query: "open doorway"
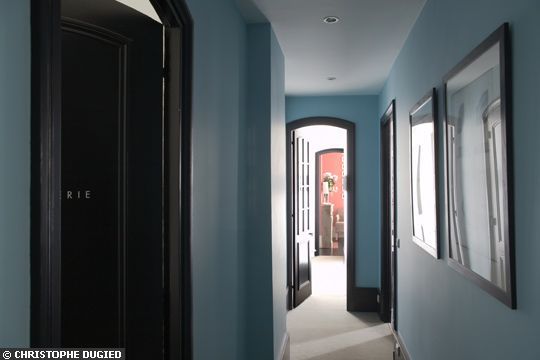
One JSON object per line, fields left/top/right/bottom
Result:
{"left": 315, "top": 148, "right": 345, "bottom": 257}
{"left": 30, "top": 0, "right": 192, "bottom": 358}
{"left": 286, "top": 117, "right": 395, "bottom": 359}
{"left": 286, "top": 117, "right": 355, "bottom": 309}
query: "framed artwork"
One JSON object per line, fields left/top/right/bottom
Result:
{"left": 410, "top": 88, "right": 439, "bottom": 258}
{"left": 443, "top": 23, "right": 515, "bottom": 308}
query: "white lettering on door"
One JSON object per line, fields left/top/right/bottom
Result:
{"left": 65, "top": 190, "right": 92, "bottom": 200}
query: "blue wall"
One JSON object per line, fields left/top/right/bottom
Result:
{"left": 187, "top": 4, "right": 287, "bottom": 358}
{"left": 185, "top": 0, "right": 247, "bottom": 358}
{"left": 244, "top": 24, "right": 274, "bottom": 360}
{"left": 379, "top": 0, "right": 540, "bottom": 359}
{"left": 0, "top": 0, "right": 283, "bottom": 357}
{"left": 0, "top": 0, "right": 30, "bottom": 346}
{"left": 269, "top": 28, "right": 287, "bottom": 359}
{"left": 286, "top": 96, "right": 380, "bottom": 288}
{"left": 244, "top": 23, "right": 287, "bottom": 360}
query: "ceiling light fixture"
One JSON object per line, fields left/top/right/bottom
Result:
{"left": 323, "top": 16, "right": 340, "bottom": 24}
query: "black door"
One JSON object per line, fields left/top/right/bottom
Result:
{"left": 380, "top": 102, "right": 397, "bottom": 330}
{"left": 292, "top": 132, "right": 313, "bottom": 307}
{"left": 60, "top": 0, "right": 164, "bottom": 357}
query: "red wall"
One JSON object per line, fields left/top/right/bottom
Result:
{"left": 320, "top": 152, "right": 344, "bottom": 223}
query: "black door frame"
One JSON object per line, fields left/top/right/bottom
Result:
{"left": 379, "top": 100, "right": 398, "bottom": 330}
{"left": 314, "top": 148, "right": 344, "bottom": 256}
{"left": 30, "top": 1, "right": 193, "bottom": 358}
{"left": 286, "top": 117, "right": 376, "bottom": 312}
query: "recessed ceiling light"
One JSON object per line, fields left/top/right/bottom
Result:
{"left": 323, "top": 16, "right": 340, "bottom": 24}
{"left": 327, "top": 77, "right": 337, "bottom": 81}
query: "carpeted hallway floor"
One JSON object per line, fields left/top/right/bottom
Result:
{"left": 287, "top": 256, "right": 394, "bottom": 360}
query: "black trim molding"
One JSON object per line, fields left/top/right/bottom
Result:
{"left": 379, "top": 100, "right": 398, "bottom": 328}
{"left": 30, "top": 0, "right": 62, "bottom": 345}
{"left": 348, "top": 287, "right": 378, "bottom": 312}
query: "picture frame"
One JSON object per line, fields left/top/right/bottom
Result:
{"left": 409, "top": 88, "right": 440, "bottom": 259}
{"left": 443, "top": 23, "right": 515, "bottom": 308}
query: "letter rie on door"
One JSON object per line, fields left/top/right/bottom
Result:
{"left": 65, "top": 190, "right": 92, "bottom": 200}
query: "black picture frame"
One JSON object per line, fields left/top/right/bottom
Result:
{"left": 443, "top": 23, "right": 515, "bottom": 309}
{"left": 409, "top": 88, "right": 440, "bottom": 259}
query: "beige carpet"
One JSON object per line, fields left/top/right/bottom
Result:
{"left": 288, "top": 256, "right": 394, "bottom": 360}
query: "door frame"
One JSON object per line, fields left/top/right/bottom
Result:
{"left": 379, "top": 100, "right": 398, "bottom": 330}
{"left": 286, "top": 117, "right": 356, "bottom": 310}
{"left": 314, "top": 148, "right": 344, "bottom": 256}
{"left": 30, "top": 0, "right": 193, "bottom": 358}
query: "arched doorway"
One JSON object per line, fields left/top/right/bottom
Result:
{"left": 30, "top": 0, "right": 193, "bottom": 358}
{"left": 286, "top": 117, "right": 357, "bottom": 309}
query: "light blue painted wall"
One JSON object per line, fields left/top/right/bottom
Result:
{"left": 244, "top": 23, "right": 287, "bottom": 360}
{"left": 379, "top": 0, "right": 540, "bottom": 359}
{"left": 185, "top": 0, "right": 247, "bottom": 358}
{"left": 244, "top": 23, "right": 274, "bottom": 360}
{"left": 269, "top": 28, "right": 287, "bottom": 359}
{"left": 0, "top": 0, "right": 277, "bottom": 356}
{"left": 286, "top": 96, "right": 381, "bottom": 288}
{"left": 0, "top": 0, "right": 31, "bottom": 346}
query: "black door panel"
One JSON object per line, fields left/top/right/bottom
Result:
{"left": 60, "top": 0, "right": 163, "bottom": 357}
{"left": 61, "top": 24, "right": 125, "bottom": 347}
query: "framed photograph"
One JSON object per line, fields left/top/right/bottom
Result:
{"left": 443, "top": 23, "right": 515, "bottom": 308}
{"left": 410, "top": 88, "right": 439, "bottom": 258}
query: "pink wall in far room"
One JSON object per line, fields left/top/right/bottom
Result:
{"left": 320, "top": 152, "right": 344, "bottom": 223}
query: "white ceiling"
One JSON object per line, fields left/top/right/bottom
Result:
{"left": 114, "top": 0, "right": 161, "bottom": 22}
{"left": 237, "top": 0, "right": 426, "bottom": 96}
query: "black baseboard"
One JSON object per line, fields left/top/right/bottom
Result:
{"left": 393, "top": 330, "right": 411, "bottom": 360}
{"left": 279, "top": 333, "right": 290, "bottom": 360}
{"left": 379, "top": 286, "right": 390, "bottom": 322}
{"left": 319, "top": 248, "right": 344, "bottom": 256}
{"left": 347, "top": 287, "right": 378, "bottom": 312}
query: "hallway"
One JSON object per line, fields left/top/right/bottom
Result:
{"left": 2, "top": 0, "right": 539, "bottom": 359}
{"left": 288, "top": 257, "right": 394, "bottom": 360}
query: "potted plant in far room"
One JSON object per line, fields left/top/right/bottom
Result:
{"left": 322, "top": 172, "right": 338, "bottom": 202}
